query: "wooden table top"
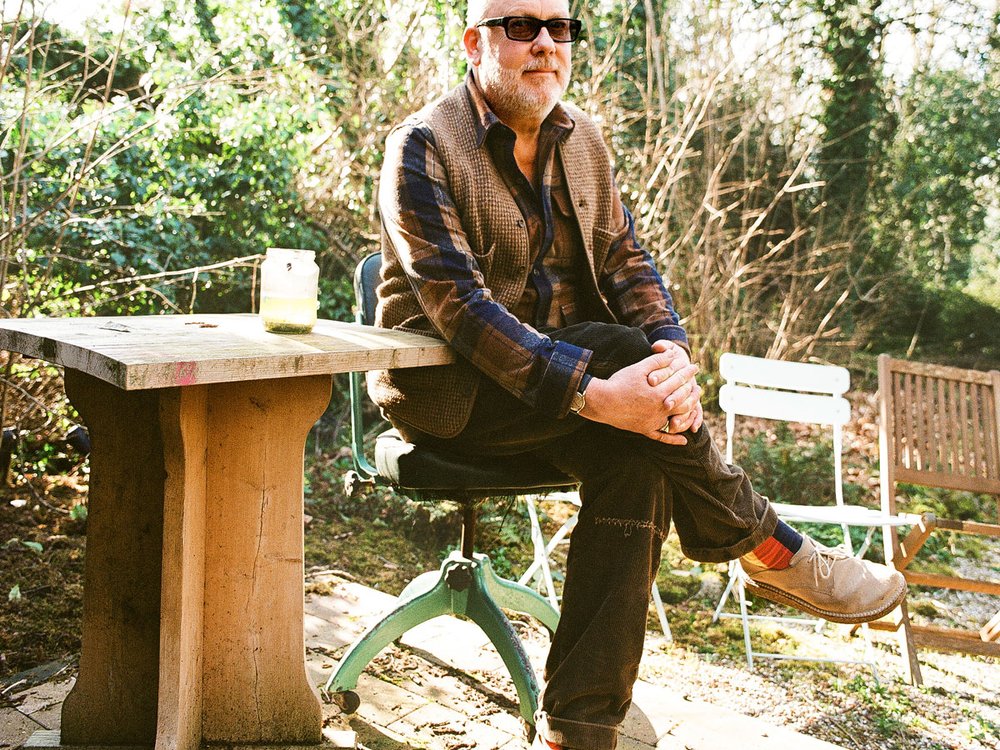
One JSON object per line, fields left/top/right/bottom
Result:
{"left": 0, "top": 314, "right": 454, "bottom": 390}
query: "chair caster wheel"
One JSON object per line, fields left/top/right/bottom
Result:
{"left": 333, "top": 690, "right": 361, "bottom": 714}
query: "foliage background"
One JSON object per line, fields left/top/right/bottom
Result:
{"left": 2, "top": 7, "right": 999, "bottom": 746}
{"left": 1, "top": 0, "right": 999, "bottom": 432}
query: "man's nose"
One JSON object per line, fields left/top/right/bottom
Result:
{"left": 532, "top": 26, "right": 557, "bottom": 52}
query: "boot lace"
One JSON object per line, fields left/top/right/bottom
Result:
{"left": 812, "top": 543, "right": 852, "bottom": 585}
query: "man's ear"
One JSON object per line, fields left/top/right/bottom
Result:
{"left": 462, "top": 27, "right": 482, "bottom": 65}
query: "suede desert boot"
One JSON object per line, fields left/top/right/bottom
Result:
{"left": 740, "top": 535, "right": 907, "bottom": 624}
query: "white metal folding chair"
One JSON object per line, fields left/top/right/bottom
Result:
{"left": 710, "top": 353, "right": 920, "bottom": 673}
{"left": 520, "top": 491, "right": 673, "bottom": 641}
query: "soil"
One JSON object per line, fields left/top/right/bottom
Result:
{"left": 1, "top": 397, "right": 997, "bottom": 750}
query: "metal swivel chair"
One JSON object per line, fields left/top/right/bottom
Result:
{"left": 323, "top": 252, "right": 574, "bottom": 727}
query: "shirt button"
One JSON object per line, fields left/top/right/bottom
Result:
{"left": 516, "top": 219, "right": 526, "bottom": 228}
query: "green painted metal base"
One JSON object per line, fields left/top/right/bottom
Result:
{"left": 323, "top": 550, "right": 560, "bottom": 726}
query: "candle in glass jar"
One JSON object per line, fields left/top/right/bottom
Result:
{"left": 259, "top": 248, "right": 319, "bottom": 334}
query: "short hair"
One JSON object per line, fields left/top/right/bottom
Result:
{"left": 465, "top": 0, "right": 489, "bottom": 28}
{"left": 466, "top": 0, "right": 489, "bottom": 28}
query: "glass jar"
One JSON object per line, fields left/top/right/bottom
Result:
{"left": 259, "top": 248, "right": 319, "bottom": 333}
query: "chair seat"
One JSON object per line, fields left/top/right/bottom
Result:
{"left": 375, "top": 429, "right": 575, "bottom": 495}
{"left": 770, "top": 502, "right": 925, "bottom": 527}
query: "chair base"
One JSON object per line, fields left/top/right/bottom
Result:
{"left": 323, "top": 550, "right": 560, "bottom": 726}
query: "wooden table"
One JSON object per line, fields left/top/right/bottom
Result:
{"left": 0, "top": 314, "right": 453, "bottom": 750}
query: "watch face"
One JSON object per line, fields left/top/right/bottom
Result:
{"left": 571, "top": 390, "right": 585, "bottom": 414}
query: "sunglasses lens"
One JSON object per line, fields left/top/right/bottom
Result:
{"left": 506, "top": 17, "right": 542, "bottom": 41}
{"left": 547, "top": 19, "right": 573, "bottom": 41}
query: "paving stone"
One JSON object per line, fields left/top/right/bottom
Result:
{"left": 304, "top": 577, "right": 845, "bottom": 750}
{"left": 347, "top": 716, "right": 414, "bottom": 750}
{"left": 641, "top": 688, "right": 843, "bottom": 750}
{"left": 320, "top": 727, "right": 357, "bottom": 748}
{"left": 386, "top": 701, "right": 514, "bottom": 750}
{"left": 10, "top": 680, "right": 73, "bottom": 721}
{"left": 475, "top": 704, "right": 527, "bottom": 739}
{"left": 348, "top": 672, "right": 428, "bottom": 730}
{"left": 0, "top": 708, "right": 43, "bottom": 748}
{"left": 305, "top": 611, "right": 358, "bottom": 653}
{"left": 24, "top": 705, "right": 59, "bottom": 733}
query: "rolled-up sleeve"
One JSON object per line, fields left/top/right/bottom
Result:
{"left": 379, "top": 121, "right": 591, "bottom": 417}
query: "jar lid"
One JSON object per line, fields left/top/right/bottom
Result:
{"left": 266, "top": 247, "right": 315, "bottom": 259}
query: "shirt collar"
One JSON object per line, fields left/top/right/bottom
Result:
{"left": 464, "top": 70, "right": 575, "bottom": 148}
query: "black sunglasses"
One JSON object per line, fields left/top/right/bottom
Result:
{"left": 476, "top": 16, "right": 582, "bottom": 43}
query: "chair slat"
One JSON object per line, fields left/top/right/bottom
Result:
{"left": 958, "top": 380, "right": 970, "bottom": 478}
{"left": 984, "top": 384, "right": 999, "bottom": 481}
{"left": 914, "top": 374, "right": 927, "bottom": 471}
{"left": 902, "top": 372, "right": 914, "bottom": 470}
{"left": 936, "top": 377, "right": 947, "bottom": 473}
{"left": 972, "top": 382, "right": 984, "bottom": 479}
{"left": 900, "top": 371, "right": 910, "bottom": 466}
{"left": 894, "top": 466, "right": 1000, "bottom": 495}
{"left": 718, "top": 384, "right": 850, "bottom": 426}
{"left": 719, "top": 353, "right": 849, "bottom": 395}
{"left": 992, "top": 371, "right": 1000, "bottom": 482}
{"left": 947, "top": 378, "right": 959, "bottom": 477}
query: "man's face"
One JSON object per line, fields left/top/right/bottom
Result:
{"left": 467, "top": 0, "right": 572, "bottom": 124}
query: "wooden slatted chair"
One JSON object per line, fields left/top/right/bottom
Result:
{"left": 876, "top": 354, "right": 1000, "bottom": 684}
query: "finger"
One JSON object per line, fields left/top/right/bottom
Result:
{"left": 669, "top": 383, "right": 702, "bottom": 415}
{"left": 650, "top": 339, "right": 681, "bottom": 355}
{"left": 651, "top": 428, "right": 687, "bottom": 446}
{"left": 672, "top": 403, "right": 705, "bottom": 435}
{"left": 647, "top": 364, "right": 675, "bottom": 386}
{"left": 662, "top": 381, "right": 689, "bottom": 410}
{"left": 662, "top": 371, "right": 699, "bottom": 409}
{"left": 646, "top": 352, "right": 685, "bottom": 386}
{"left": 669, "top": 409, "right": 697, "bottom": 434}
{"left": 657, "top": 363, "right": 698, "bottom": 394}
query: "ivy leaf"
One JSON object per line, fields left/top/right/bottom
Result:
{"left": 70, "top": 504, "right": 88, "bottom": 521}
{"left": 8, "top": 584, "right": 21, "bottom": 602}
{"left": 22, "top": 540, "right": 43, "bottom": 554}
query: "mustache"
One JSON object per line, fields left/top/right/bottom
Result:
{"left": 523, "top": 60, "right": 560, "bottom": 72}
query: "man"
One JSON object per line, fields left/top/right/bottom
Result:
{"left": 371, "top": 2, "right": 906, "bottom": 748}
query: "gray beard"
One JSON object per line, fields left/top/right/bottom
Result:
{"left": 480, "top": 64, "right": 564, "bottom": 124}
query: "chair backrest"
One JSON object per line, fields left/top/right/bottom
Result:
{"left": 347, "top": 252, "right": 384, "bottom": 481}
{"left": 878, "top": 354, "right": 1000, "bottom": 502}
{"left": 354, "top": 252, "right": 382, "bottom": 327}
{"left": 719, "top": 353, "right": 851, "bottom": 424}
{"left": 718, "top": 352, "right": 851, "bottom": 506}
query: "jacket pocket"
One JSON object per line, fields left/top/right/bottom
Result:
{"left": 468, "top": 243, "right": 496, "bottom": 277}
{"left": 591, "top": 225, "right": 617, "bottom": 270}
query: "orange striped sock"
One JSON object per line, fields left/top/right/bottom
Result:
{"left": 744, "top": 520, "right": 803, "bottom": 570}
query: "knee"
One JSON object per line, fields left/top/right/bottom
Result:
{"left": 584, "top": 324, "right": 652, "bottom": 377}
{"left": 578, "top": 451, "right": 671, "bottom": 533}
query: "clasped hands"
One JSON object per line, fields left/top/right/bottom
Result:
{"left": 579, "top": 339, "right": 703, "bottom": 445}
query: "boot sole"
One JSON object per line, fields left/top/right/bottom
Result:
{"left": 744, "top": 577, "right": 908, "bottom": 624}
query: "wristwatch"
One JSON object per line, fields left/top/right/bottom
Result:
{"left": 569, "top": 385, "right": 587, "bottom": 415}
